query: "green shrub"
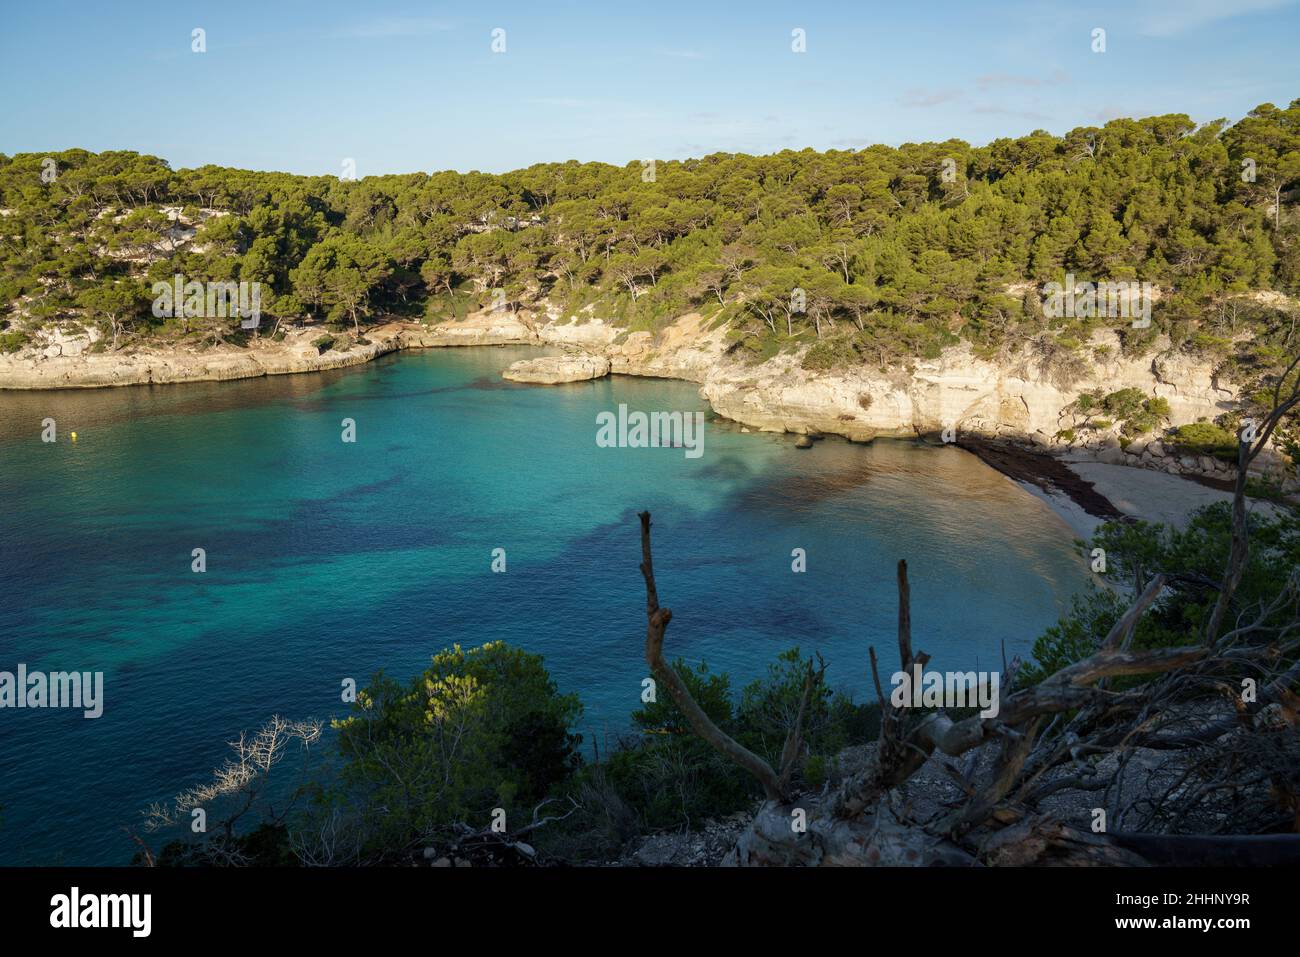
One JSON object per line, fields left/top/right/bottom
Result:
{"left": 735, "top": 647, "right": 867, "bottom": 770}
{"left": 0, "top": 329, "right": 26, "bottom": 353}
{"left": 1101, "top": 387, "right": 1147, "bottom": 421}
{"left": 1169, "top": 421, "right": 1238, "bottom": 461}
{"left": 1021, "top": 588, "right": 1128, "bottom": 686}
{"left": 1244, "top": 475, "right": 1288, "bottom": 502}
{"left": 1072, "top": 389, "right": 1171, "bottom": 437}
{"left": 600, "top": 649, "right": 881, "bottom": 832}
{"left": 801, "top": 337, "right": 858, "bottom": 372}
{"left": 324, "top": 642, "right": 582, "bottom": 858}
{"left": 604, "top": 659, "right": 755, "bottom": 829}
{"left": 1025, "top": 504, "right": 1300, "bottom": 685}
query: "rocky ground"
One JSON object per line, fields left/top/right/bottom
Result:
{"left": 410, "top": 715, "right": 1276, "bottom": 867}
{"left": 619, "top": 814, "right": 755, "bottom": 867}
{"left": 0, "top": 322, "right": 406, "bottom": 388}
{"left": 501, "top": 353, "right": 611, "bottom": 384}
{"left": 410, "top": 811, "right": 753, "bottom": 867}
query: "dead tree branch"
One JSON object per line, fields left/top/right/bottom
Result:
{"left": 639, "top": 511, "right": 791, "bottom": 802}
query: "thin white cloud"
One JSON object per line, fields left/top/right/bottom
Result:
{"left": 1135, "top": 0, "right": 1295, "bottom": 37}
{"left": 972, "top": 104, "right": 1052, "bottom": 122}
{"left": 656, "top": 48, "right": 706, "bottom": 60}
{"left": 332, "top": 18, "right": 453, "bottom": 39}
{"left": 528, "top": 97, "right": 593, "bottom": 109}
{"left": 1090, "top": 105, "right": 1141, "bottom": 123}
{"left": 976, "top": 69, "right": 1069, "bottom": 90}
{"left": 900, "top": 88, "right": 962, "bottom": 108}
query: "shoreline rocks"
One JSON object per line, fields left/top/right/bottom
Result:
{"left": 1, "top": 307, "right": 1294, "bottom": 495}
{"left": 502, "top": 353, "right": 611, "bottom": 384}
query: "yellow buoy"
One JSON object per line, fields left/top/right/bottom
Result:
{"left": 70, "top": 431, "right": 77, "bottom": 441}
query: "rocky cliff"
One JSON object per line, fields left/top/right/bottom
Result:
{"left": 2, "top": 305, "right": 1293, "bottom": 488}
{"left": 469, "top": 306, "right": 1289, "bottom": 488}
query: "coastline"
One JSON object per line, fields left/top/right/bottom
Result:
{"left": 0, "top": 321, "right": 499, "bottom": 391}
{"left": 2, "top": 310, "right": 1292, "bottom": 536}
{"left": 956, "top": 438, "right": 1281, "bottom": 540}
{"left": 956, "top": 437, "right": 1123, "bottom": 538}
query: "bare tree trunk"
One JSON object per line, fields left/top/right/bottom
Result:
{"left": 632, "top": 499, "right": 1300, "bottom": 867}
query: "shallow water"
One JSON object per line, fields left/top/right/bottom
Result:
{"left": 0, "top": 346, "right": 1089, "bottom": 864}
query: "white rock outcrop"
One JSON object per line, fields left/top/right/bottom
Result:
{"left": 502, "top": 353, "right": 611, "bottom": 384}
{"left": 2, "top": 303, "right": 1293, "bottom": 491}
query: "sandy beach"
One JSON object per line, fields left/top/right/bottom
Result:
{"left": 974, "top": 446, "right": 1288, "bottom": 541}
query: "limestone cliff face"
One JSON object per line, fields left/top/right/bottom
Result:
{"left": 700, "top": 342, "right": 1232, "bottom": 444}
{"left": 1, "top": 306, "right": 1291, "bottom": 487}
{"left": 502, "top": 353, "right": 611, "bottom": 384}
{"left": 486, "top": 309, "right": 1224, "bottom": 445}
{"left": 0, "top": 325, "right": 405, "bottom": 389}
{"left": 397, "top": 312, "right": 541, "bottom": 349}
{"left": 692, "top": 342, "right": 1289, "bottom": 484}
{"left": 476, "top": 309, "right": 1288, "bottom": 486}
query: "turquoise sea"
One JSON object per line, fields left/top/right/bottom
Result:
{"left": 0, "top": 346, "right": 1090, "bottom": 864}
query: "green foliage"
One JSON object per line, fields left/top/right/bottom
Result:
{"left": 290, "top": 234, "right": 392, "bottom": 332}
{"left": 2, "top": 98, "right": 1298, "bottom": 370}
{"left": 0, "top": 328, "right": 26, "bottom": 353}
{"left": 1169, "top": 421, "right": 1239, "bottom": 460}
{"left": 1018, "top": 587, "right": 1128, "bottom": 686}
{"left": 1072, "top": 388, "right": 1172, "bottom": 436}
{"left": 324, "top": 642, "right": 582, "bottom": 858}
{"left": 601, "top": 650, "right": 879, "bottom": 831}
{"left": 144, "top": 823, "right": 297, "bottom": 868}
{"left": 1100, "top": 387, "right": 1148, "bottom": 421}
{"left": 1024, "top": 502, "right": 1300, "bottom": 685}
{"left": 801, "top": 335, "right": 860, "bottom": 371}
{"left": 735, "top": 647, "right": 870, "bottom": 769}
{"left": 1244, "top": 474, "right": 1290, "bottom": 501}
{"left": 74, "top": 279, "right": 149, "bottom": 347}
{"left": 603, "top": 659, "right": 755, "bottom": 829}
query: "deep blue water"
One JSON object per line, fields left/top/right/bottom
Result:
{"left": 0, "top": 346, "right": 1088, "bottom": 864}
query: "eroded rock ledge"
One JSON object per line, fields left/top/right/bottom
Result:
{"left": 502, "top": 353, "right": 610, "bottom": 384}
{"left": 2, "top": 304, "right": 1294, "bottom": 491}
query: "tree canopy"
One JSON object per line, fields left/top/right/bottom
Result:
{"left": 2, "top": 100, "right": 1298, "bottom": 371}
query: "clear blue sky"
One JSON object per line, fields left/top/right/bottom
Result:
{"left": 1, "top": 0, "right": 1297, "bottom": 176}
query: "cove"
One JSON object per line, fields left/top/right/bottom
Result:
{"left": 0, "top": 345, "right": 1090, "bottom": 864}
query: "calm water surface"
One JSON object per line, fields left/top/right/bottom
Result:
{"left": 0, "top": 346, "right": 1088, "bottom": 863}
